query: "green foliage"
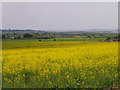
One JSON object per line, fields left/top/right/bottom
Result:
{"left": 106, "top": 37, "right": 111, "bottom": 40}
{"left": 2, "top": 35, "right": 6, "bottom": 39}
{"left": 54, "top": 38, "right": 56, "bottom": 41}
{"left": 23, "top": 33, "right": 33, "bottom": 38}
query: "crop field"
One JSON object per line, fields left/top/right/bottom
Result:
{"left": 2, "top": 40, "right": 119, "bottom": 88}
{"left": 2, "top": 38, "right": 106, "bottom": 42}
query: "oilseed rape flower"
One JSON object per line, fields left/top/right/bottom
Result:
{"left": 2, "top": 41, "right": 119, "bottom": 88}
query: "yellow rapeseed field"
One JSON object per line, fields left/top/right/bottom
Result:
{"left": 2, "top": 41, "right": 119, "bottom": 88}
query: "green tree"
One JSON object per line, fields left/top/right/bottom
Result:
{"left": 2, "top": 35, "right": 6, "bottom": 39}
{"left": 23, "top": 33, "right": 33, "bottom": 38}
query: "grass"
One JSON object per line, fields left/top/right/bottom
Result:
{"left": 2, "top": 38, "right": 106, "bottom": 49}
{"left": 2, "top": 37, "right": 106, "bottom": 42}
{"left": 2, "top": 41, "right": 97, "bottom": 50}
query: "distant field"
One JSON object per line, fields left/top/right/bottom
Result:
{"left": 2, "top": 40, "right": 119, "bottom": 88}
{"left": 2, "top": 38, "right": 106, "bottom": 49}
{"left": 3, "top": 41, "right": 97, "bottom": 50}
{"left": 2, "top": 38, "right": 106, "bottom": 42}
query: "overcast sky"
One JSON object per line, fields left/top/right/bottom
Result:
{"left": 2, "top": 2, "right": 118, "bottom": 31}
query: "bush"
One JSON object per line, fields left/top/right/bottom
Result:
{"left": 106, "top": 37, "right": 111, "bottom": 40}
{"left": 39, "top": 39, "right": 42, "bottom": 41}
{"left": 24, "top": 33, "right": 33, "bottom": 38}
{"left": 54, "top": 38, "right": 56, "bottom": 41}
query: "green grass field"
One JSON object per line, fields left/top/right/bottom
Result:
{"left": 2, "top": 37, "right": 106, "bottom": 42}
{"left": 2, "top": 38, "right": 106, "bottom": 50}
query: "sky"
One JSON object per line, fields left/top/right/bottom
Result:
{"left": 1, "top": 0, "right": 119, "bottom": 2}
{"left": 0, "top": 2, "right": 2, "bottom": 29}
{"left": 2, "top": 2, "right": 118, "bottom": 31}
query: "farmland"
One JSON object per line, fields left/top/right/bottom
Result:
{"left": 2, "top": 39, "right": 119, "bottom": 88}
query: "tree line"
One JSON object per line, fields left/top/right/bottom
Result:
{"left": 2, "top": 31, "right": 119, "bottom": 41}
